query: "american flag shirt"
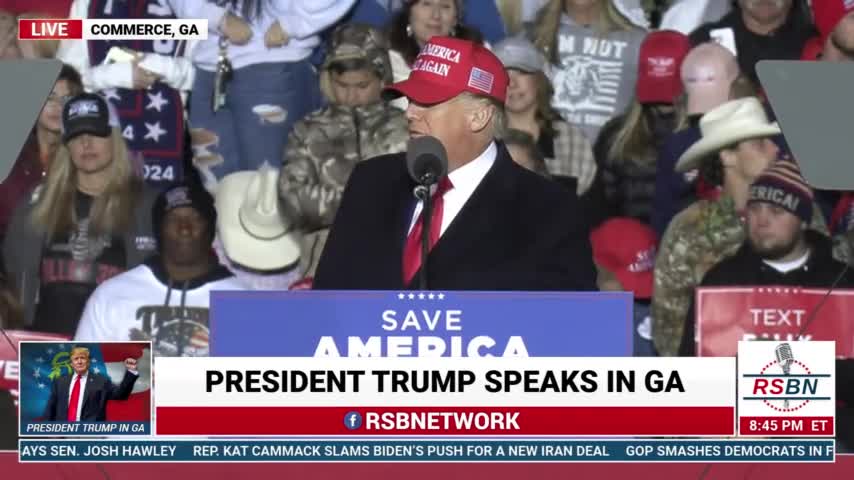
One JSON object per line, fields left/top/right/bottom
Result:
{"left": 87, "top": 0, "right": 185, "bottom": 186}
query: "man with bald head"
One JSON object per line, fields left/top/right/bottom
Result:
{"left": 313, "top": 36, "right": 596, "bottom": 291}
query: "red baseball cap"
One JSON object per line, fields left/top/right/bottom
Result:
{"left": 383, "top": 36, "right": 508, "bottom": 105}
{"left": 636, "top": 30, "right": 691, "bottom": 104}
{"left": 590, "top": 218, "right": 658, "bottom": 299}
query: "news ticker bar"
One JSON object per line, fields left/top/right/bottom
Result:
{"left": 18, "top": 439, "right": 835, "bottom": 463}
{"left": 18, "top": 19, "right": 207, "bottom": 40}
{"left": 22, "top": 421, "right": 150, "bottom": 436}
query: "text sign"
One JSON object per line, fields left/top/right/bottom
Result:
{"left": 696, "top": 287, "right": 854, "bottom": 357}
{"left": 210, "top": 291, "right": 633, "bottom": 357}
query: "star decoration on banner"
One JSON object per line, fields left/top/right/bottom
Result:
{"left": 92, "top": 366, "right": 100, "bottom": 374}
{"left": 33, "top": 368, "right": 41, "bottom": 379}
{"left": 146, "top": 91, "right": 169, "bottom": 112}
{"left": 428, "top": 293, "right": 435, "bottom": 299}
{"left": 38, "top": 383, "right": 46, "bottom": 389}
{"left": 144, "top": 121, "right": 166, "bottom": 142}
{"left": 397, "top": 293, "right": 405, "bottom": 299}
{"left": 58, "top": 344, "right": 66, "bottom": 350}
{"left": 407, "top": 293, "right": 415, "bottom": 299}
{"left": 418, "top": 293, "right": 425, "bottom": 299}
{"left": 438, "top": 293, "right": 445, "bottom": 300}
{"left": 103, "top": 88, "right": 121, "bottom": 102}
{"left": 36, "top": 357, "right": 45, "bottom": 364}
{"left": 46, "top": 348, "right": 54, "bottom": 355}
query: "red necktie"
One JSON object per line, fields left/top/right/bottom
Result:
{"left": 402, "top": 177, "right": 454, "bottom": 285}
{"left": 67, "top": 375, "right": 81, "bottom": 422}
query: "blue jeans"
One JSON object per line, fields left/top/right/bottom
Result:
{"left": 189, "top": 60, "right": 322, "bottom": 185}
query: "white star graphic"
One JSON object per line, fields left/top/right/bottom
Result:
{"left": 38, "top": 383, "right": 46, "bottom": 389}
{"left": 408, "top": 293, "right": 415, "bottom": 300}
{"left": 103, "top": 88, "right": 121, "bottom": 102}
{"left": 58, "top": 344, "right": 66, "bottom": 350}
{"left": 398, "top": 293, "right": 405, "bottom": 300}
{"left": 146, "top": 91, "right": 169, "bottom": 112}
{"left": 144, "top": 121, "right": 167, "bottom": 142}
{"left": 438, "top": 293, "right": 445, "bottom": 300}
{"left": 92, "top": 366, "right": 101, "bottom": 374}
{"left": 418, "top": 293, "right": 425, "bottom": 300}
{"left": 36, "top": 357, "right": 45, "bottom": 363}
{"left": 46, "top": 348, "right": 54, "bottom": 355}
{"left": 33, "top": 368, "right": 41, "bottom": 379}
{"left": 428, "top": 293, "right": 435, "bottom": 300}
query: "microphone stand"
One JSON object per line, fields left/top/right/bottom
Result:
{"left": 415, "top": 174, "right": 437, "bottom": 291}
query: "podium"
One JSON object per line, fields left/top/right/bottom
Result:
{"left": 209, "top": 290, "right": 634, "bottom": 357}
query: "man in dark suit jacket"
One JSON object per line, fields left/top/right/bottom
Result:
{"left": 43, "top": 346, "right": 139, "bottom": 421}
{"left": 313, "top": 36, "right": 596, "bottom": 292}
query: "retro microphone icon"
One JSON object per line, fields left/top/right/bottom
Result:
{"left": 775, "top": 343, "right": 794, "bottom": 409}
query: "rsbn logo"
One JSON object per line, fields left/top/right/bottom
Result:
{"left": 344, "top": 411, "right": 363, "bottom": 430}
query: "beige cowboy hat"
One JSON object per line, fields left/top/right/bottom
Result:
{"left": 675, "top": 97, "right": 781, "bottom": 173}
{"left": 215, "top": 163, "right": 301, "bottom": 271}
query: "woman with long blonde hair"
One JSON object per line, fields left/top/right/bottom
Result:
{"left": 530, "top": 0, "right": 648, "bottom": 143}
{"left": 3, "top": 93, "right": 158, "bottom": 335}
{"left": 593, "top": 30, "right": 691, "bottom": 224}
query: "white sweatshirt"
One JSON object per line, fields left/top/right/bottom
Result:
{"left": 166, "top": 0, "right": 357, "bottom": 71}
{"left": 75, "top": 260, "right": 246, "bottom": 357}
{"left": 55, "top": 0, "right": 196, "bottom": 94}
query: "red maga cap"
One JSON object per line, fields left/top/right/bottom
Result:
{"left": 590, "top": 218, "right": 658, "bottom": 300}
{"left": 636, "top": 30, "right": 691, "bottom": 104}
{"left": 383, "top": 36, "right": 508, "bottom": 105}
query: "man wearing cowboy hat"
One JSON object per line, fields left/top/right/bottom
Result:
{"left": 312, "top": 36, "right": 596, "bottom": 291}
{"left": 651, "top": 96, "right": 837, "bottom": 357}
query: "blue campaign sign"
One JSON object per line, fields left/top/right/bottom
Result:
{"left": 209, "top": 291, "right": 633, "bottom": 357}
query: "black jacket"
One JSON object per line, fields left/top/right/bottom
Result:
{"left": 690, "top": 5, "right": 815, "bottom": 85}
{"left": 43, "top": 370, "right": 138, "bottom": 421}
{"left": 679, "top": 231, "right": 854, "bottom": 448}
{"left": 313, "top": 142, "right": 597, "bottom": 291}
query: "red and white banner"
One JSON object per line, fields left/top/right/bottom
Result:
{"left": 154, "top": 357, "right": 736, "bottom": 437}
{"left": 18, "top": 19, "right": 206, "bottom": 40}
{"left": 696, "top": 287, "right": 854, "bottom": 358}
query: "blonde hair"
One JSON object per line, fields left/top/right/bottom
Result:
{"left": 31, "top": 127, "right": 141, "bottom": 239}
{"left": 607, "top": 99, "right": 651, "bottom": 165}
{"left": 70, "top": 347, "right": 90, "bottom": 359}
{"left": 533, "top": 0, "right": 637, "bottom": 63}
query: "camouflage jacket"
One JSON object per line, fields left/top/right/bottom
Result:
{"left": 651, "top": 194, "right": 847, "bottom": 357}
{"left": 280, "top": 102, "right": 408, "bottom": 231}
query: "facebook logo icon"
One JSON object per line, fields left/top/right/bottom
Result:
{"left": 344, "top": 411, "right": 363, "bottom": 430}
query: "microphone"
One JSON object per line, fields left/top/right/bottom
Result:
{"left": 775, "top": 342, "right": 794, "bottom": 409}
{"left": 405, "top": 136, "right": 448, "bottom": 291}
{"left": 407, "top": 135, "right": 448, "bottom": 188}
{"left": 775, "top": 342, "right": 793, "bottom": 374}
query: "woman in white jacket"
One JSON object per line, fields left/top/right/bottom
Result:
{"left": 56, "top": 0, "right": 196, "bottom": 186}
{"left": 168, "top": 0, "right": 356, "bottom": 189}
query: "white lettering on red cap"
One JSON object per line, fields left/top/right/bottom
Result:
{"left": 647, "top": 57, "right": 676, "bottom": 77}
{"left": 412, "top": 58, "right": 451, "bottom": 77}
{"left": 421, "top": 44, "right": 461, "bottom": 63}
{"left": 628, "top": 247, "right": 656, "bottom": 273}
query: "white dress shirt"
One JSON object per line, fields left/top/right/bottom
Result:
{"left": 68, "top": 372, "right": 88, "bottom": 421}
{"left": 408, "top": 142, "right": 497, "bottom": 237}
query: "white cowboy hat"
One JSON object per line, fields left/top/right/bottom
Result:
{"left": 675, "top": 97, "right": 781, "bottom": 173}
{"left": 215, "top": 164, "right": 301, "bottom": 271}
